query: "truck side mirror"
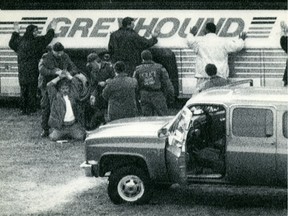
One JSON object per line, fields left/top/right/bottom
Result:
{"left": 158, "top": 128, "right": 169, "bottom": 138}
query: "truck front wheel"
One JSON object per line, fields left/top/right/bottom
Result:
{"left": 108, "top": 166, "right": 153, "bottom": 204}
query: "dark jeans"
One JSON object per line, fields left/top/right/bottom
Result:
{"left": 49, "top": 122, "right": 86, "bottom": 141}
{"left": 40, "top": 90, "right": 50, "bottom": 131}
{"left": 283, "top": 65, "right": 287, "bottom": 86}
{"left": 84, "top": 102, "right": 105, "bottom": 130}
{"left": 19, "top": 82, "right": 38, "bottom": 113}
{"left": 140, "top": 91, "right": 168, "bottom": 116}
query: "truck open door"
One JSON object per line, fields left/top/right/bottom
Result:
{"left": 165, "top": 107, "right": 192, "bottom": 185}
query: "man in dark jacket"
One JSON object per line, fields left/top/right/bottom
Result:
{"left": 102, "top": 61, "right": 138, "bottom": 121}
{"left": 47, "top": 71, "right": 85, "bottom": 141}
{"left": 280, "top": 21, "right": 288, "bottom": 86}
{"left": 108, "top": 17, "right": 158, "bottom": 77}
{"left": 133, "top": 50, "right": 174, "bottom": 116}
{"left": 9, "top": 20, "right": 57, "bottom": 115}
{"left": 38, "top": 42, "right": 79, "bottom": 137}
{"left": 84, "top": 52, "right": 114, "bottom": 129}
{"left": 197, "top": 64, "right": 229, "bottom": 93}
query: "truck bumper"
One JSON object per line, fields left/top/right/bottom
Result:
{"left": 80, "top": 161, "right": 98, "bottom": 177}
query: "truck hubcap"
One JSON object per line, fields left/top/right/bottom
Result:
{"left": 118, "top": 175, "right": 144, "bottom": 201}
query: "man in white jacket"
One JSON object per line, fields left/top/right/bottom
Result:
{"left": 187, "top": 22, "right": 247, "bottom": 88}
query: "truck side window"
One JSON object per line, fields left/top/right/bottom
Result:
{"left": 232, "top": 108, "right": 273, "bottom": 137}
{"left": 283, "top": 112, "right": 288, "bottom": 138}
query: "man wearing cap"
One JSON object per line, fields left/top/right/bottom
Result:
{"left": 102, "top": 61, "right": 138, "bottom": 121}
{"left": 187, "top": 22, "right": 247, "bottom": 90}
{"left": 133, "top": 50, "right": 174, "bottom": 116}
{"left": 108, "top": 17, "right": 158, "bottom": 77}
{"left": 85, "top": 52, "right": 114, "bottom": 129}
{"left": 46, "top": 70, "right": 86, "bottom": 141}
{"left": 9, "top": 20, "right": 57, "bottom": 115}
{"left": 38, "top": 42, "right": 79, "bottom": 137}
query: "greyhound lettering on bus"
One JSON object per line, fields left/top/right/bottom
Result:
{"left": 1, "top": 10, "right": 283, "bottom": 48}
{"left": 49, "top": 17, "right": 248, "bottom": 38}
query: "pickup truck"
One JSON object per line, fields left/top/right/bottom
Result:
{"left": 81, "top": 86, "right": 288, "bottom": 204}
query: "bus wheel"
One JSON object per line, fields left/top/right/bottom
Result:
{"left": 108, "top": 166, "right": 153, "bottom": 204}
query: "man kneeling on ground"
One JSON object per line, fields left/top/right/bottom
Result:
{"left": 47, "top": 70, "right": 86, "bottom": 141}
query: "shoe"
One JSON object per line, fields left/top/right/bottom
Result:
{"left": 29, "top": 108, "right": 37, "bottom": 113}
{"left": 41, "top": 130, "right": 49, "bottom": 137}
{"left": 20, "top": 110, "right": 30, "bottom": 115}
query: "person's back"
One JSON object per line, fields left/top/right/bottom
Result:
{"left": 187, "top": 22, "right": 246, "bottom": 85}
{"left": 193, "top": 35, "right": 239, "bottom": 76}
{"left": 108, "top": 17, "right": 158, "bottom": 76}
{"left": 102, "top": 61, "right": 138, "bottom": 121}
{"left": 197, "top": 64, "right": 229, "bottom": 92}
{"left": 8, "top": 21, "right": 56, "bottom": 115}
{"left": 134, "top": 50, "right": 174, "bottom": 116}
{"left": 280, "top": 21, "right": 288, "bottom": 86}
{"left": 110, "top": 28, "right": 139, "bottom": 63}
{"left": 201, "top": 75, "right": 229, "bottom": 91}
{"left": 135, "top": 62, "right": 163, "bottom": 91}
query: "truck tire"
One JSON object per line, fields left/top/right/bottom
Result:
{"left": 108, "top": 166, "right": 153, "bottom": 204}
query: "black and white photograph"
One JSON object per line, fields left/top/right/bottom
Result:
{"left": 0, "top": 0, "right": 287, "bottom": 215}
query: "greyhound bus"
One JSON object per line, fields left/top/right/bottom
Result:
{"left": 0, "top": 1, "right": 287, "bottom": 98}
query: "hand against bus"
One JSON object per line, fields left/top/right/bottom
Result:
{"left": 151, "top": 31, "right": 159, "bottom": 38}
{"left": 189, "top": 26, "right": 198, "bottom": 36}
{"left": 13, "top": 22, "right": 20, "bottom": 33}
{"left": 50, "top": 19, "right": 57, "bottom": 30}
{"left": 280, "top": 21, "right": 288, "bottom": 35}
{"left": 239, "top": 32, "right": 247, "bottom": 40}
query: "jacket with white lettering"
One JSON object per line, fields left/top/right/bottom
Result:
{"left": 187, "top": 33, "right": 244, "bottom": 79}
{"left": 133, "top": 60, "right": 174, "bottom": 101}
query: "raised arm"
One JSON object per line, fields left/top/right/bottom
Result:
{"left": 9, "top": 22, "right": 21, "bottom": 52}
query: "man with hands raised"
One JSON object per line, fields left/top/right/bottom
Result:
{"left": 9, "top": 19, "right": 57, "bottom": 115}
{"left": 187, "top": 22, "right": 247, "bottom": 90}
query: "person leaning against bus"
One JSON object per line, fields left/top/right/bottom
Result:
{"left": 9, "top": 20, "right": 57, "bottom": 115}
{"left": 108, "top": 17, "right": 158, "bottom": 77}
{"left": 187, "top": 22, "right": 247, "bottom": 89}
{"left": 38, "top": 42, "right": 79, "bottom": 137}
{"left": 280, "top": 21, "right": 288, "bottom": 87}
